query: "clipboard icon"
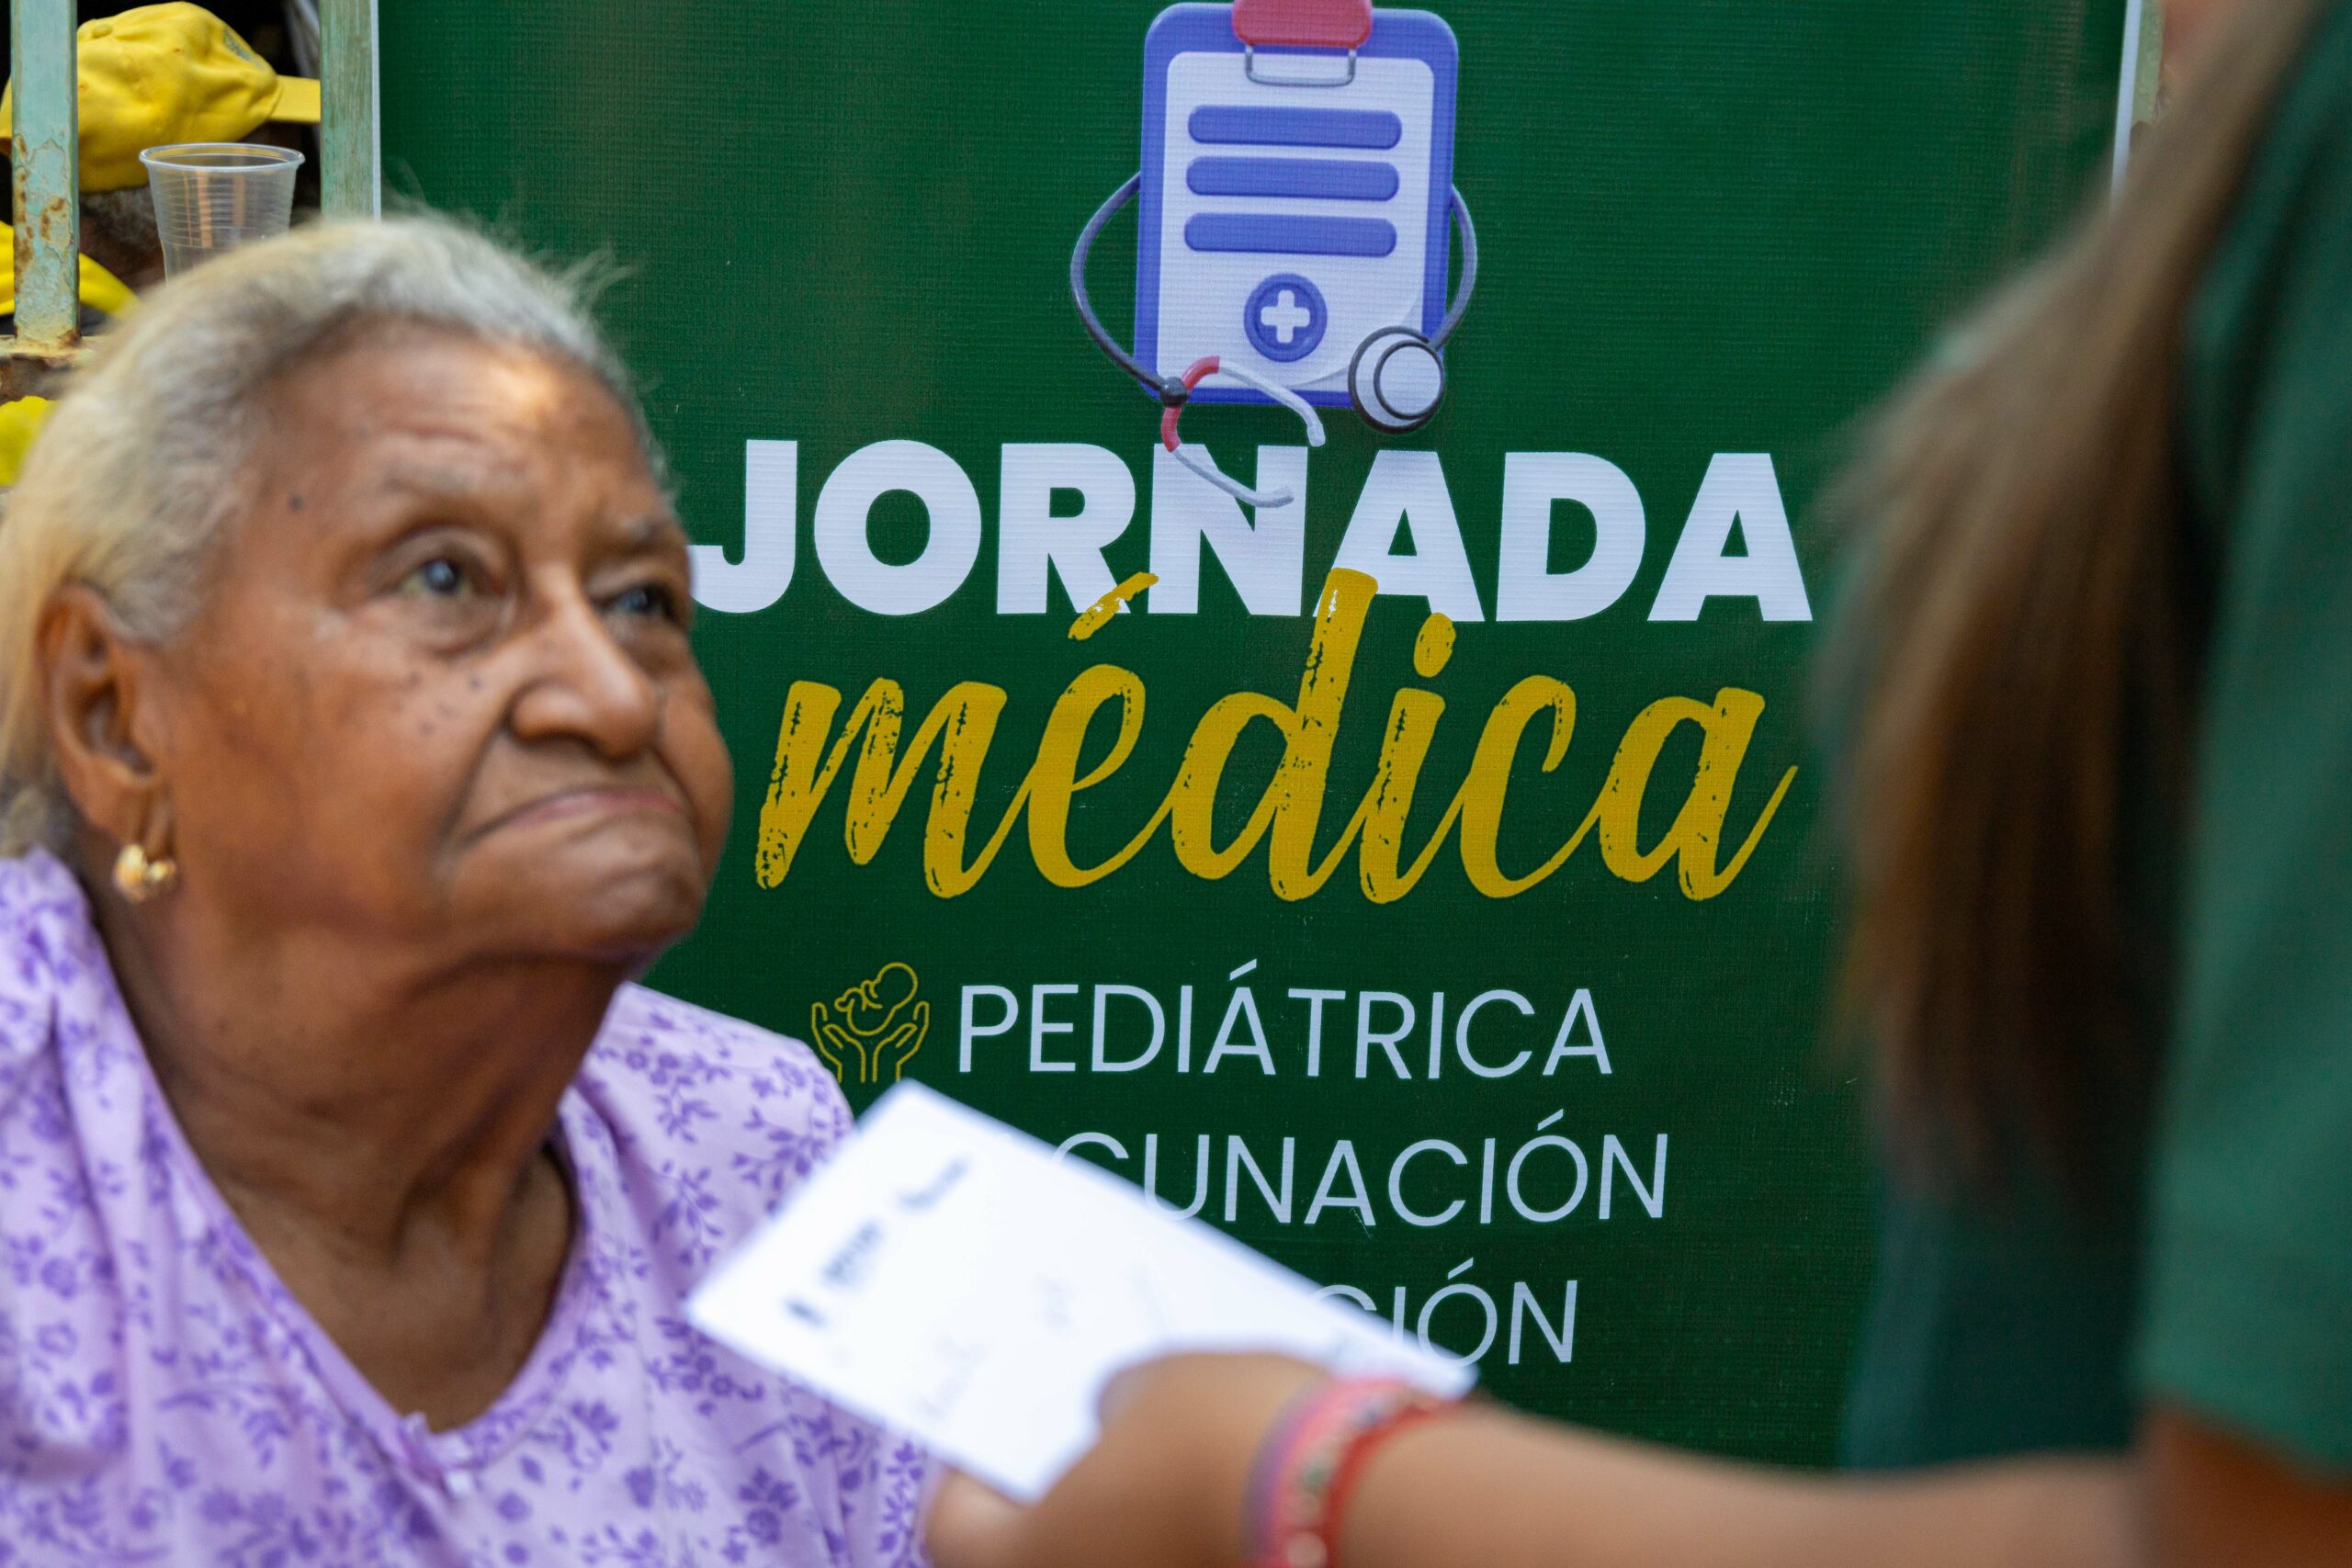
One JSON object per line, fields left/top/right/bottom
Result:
{"left": 1135, "top": 2, "right": 1462, "bottom": 409}
{"left": 1068, "top": 0, "right": 1476, "bottom": 502}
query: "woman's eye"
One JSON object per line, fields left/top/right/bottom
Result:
{"left": 611, "top": 582, "right": 682, "bottom": 622}
{"left": 398, "top": 556, "right": 475, "bottom": 600}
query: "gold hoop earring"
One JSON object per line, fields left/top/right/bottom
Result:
{"left": 112, "top": 843, "right": 178, "bottom": 904}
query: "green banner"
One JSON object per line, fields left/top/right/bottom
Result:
{"left": 384, "top": 0, "right": 2128, "bottom": 1464}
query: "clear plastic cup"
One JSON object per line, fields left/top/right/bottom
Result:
{"left": 138, "top": 143, "right": 305, "bottom": 277}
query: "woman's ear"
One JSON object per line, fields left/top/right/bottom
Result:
{"left": 38, "top": 585, "right": 169, "bottom": 848}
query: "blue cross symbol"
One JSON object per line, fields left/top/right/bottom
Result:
{"left": 1261, "top": 289, "right": 1313, "bottom": 344}
{"left": 1243, "top": 274, "right": 1327, "bottom": 363}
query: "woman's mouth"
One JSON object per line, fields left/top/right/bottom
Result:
{"left": 487, "top": 785, "right": 685, "bottom": 835}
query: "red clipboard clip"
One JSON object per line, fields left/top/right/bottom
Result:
{"left": 1232, "top": 0, "right": 1373, "bottom": 87}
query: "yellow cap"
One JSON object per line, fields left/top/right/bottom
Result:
{"left": 0, "top": 223, "right": 138, "bottom": 320}
{"left": 0, "top": 398, "right": 55, "bottom": 489}
{"left": 1, "top": 5, "right": 321, "bottom": 194}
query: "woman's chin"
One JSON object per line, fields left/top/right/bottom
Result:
{"left": 556, "top": 872, "right": 708, "bottom": 964}
{"left": 460, "top": 827, "right": 715, "bottom": 965}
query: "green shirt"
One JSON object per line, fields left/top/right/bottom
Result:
{"left": 1842, "top": 0, "right": 2352, "bottom": 1473}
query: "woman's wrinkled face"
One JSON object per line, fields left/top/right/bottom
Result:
{"left": 144, "top": 327, "right": 732, "bottom": 968}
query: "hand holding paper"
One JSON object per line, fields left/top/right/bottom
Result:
{"left": 687, "top": 1083, "right": 1474, "bottom": 1501}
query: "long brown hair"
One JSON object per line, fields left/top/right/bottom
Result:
{"left": 1837, "top": 0, "right": 2328, "bottom": 1183}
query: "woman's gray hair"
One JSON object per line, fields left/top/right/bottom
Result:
{"left": 0, "top": 215, "right": 656, "bottom": 855}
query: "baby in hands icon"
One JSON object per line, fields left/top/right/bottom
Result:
{"left": 810, "top": 963, "right": 931, "bottom": 1084}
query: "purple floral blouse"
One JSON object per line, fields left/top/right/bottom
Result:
{"left": 0, "top": 850, "right": 933, "bottom": 1566}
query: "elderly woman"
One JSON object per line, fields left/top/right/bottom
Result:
{"left": 0, "top": 220, "right": 929, "bottom": 1563}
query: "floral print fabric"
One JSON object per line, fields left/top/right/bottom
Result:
{"left": 0, "top": 850, "right": 932, "bottom": 1566}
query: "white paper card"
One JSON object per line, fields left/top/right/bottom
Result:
{"left": 687, "top": 1082, "right": 1476, "bottom": 1502}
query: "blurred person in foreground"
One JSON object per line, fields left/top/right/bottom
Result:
{"left": 928, "top": 2, "right": 2352, "bottom": 1564}
{"left": 0, "top": 218, "right": 929, "bottom": 1563}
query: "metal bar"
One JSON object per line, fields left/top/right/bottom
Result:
{"left": 2132, "top": 0, "right": 2167, "bottom": 123}
{"left": 321, "top": 0, "right": 382, "bottom": 218}
{"left": 2110, "top": 0, "right": 2165, "bottom": 195}
{"left": 9, "top": 0, "right": 81, "bottom": 360}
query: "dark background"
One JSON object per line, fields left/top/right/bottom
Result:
{"left": 360, "top": 0, "right": 2128, "bottom": 1467}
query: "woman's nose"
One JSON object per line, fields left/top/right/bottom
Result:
{"left": 507, "top": 594, "right": 663, "bottom": 760}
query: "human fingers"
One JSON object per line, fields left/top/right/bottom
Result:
{"left": 931, "top": 1357, "right": 1334, "bottom": 1568}
{"left": 924, "top": 1470, "right": 1027, "bottom": 1568}
{"left": 1101, "top": 1351, "right": 1329, "bottom": 1434}
{"left": 1088, "top": 1354, "right": 1333, "bottom": 1562}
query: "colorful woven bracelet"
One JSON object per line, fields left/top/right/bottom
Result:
{"left": 1246, "top": 1377, "right": 1453, "bottom": 1568}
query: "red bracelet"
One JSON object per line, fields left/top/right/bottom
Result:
{"left": 1247, "top": 1378, "right": 1453, "bottom": 1568}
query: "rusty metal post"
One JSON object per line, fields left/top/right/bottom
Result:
{"left": 2132, "top": 0, "right": 2167, "bottom": 124}
{"left": 8, "top": 0, "right": 81, "bottom": 362}
{"left": 2110, "top": 0, "right": 2165, "bottom": 194}
{"left": 321, "top": 0, "right": 381, "bottom": 218}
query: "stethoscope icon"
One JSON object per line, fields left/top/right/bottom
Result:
{"left": 1070, "top": 175, "right": 1479, "bottom": 508}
